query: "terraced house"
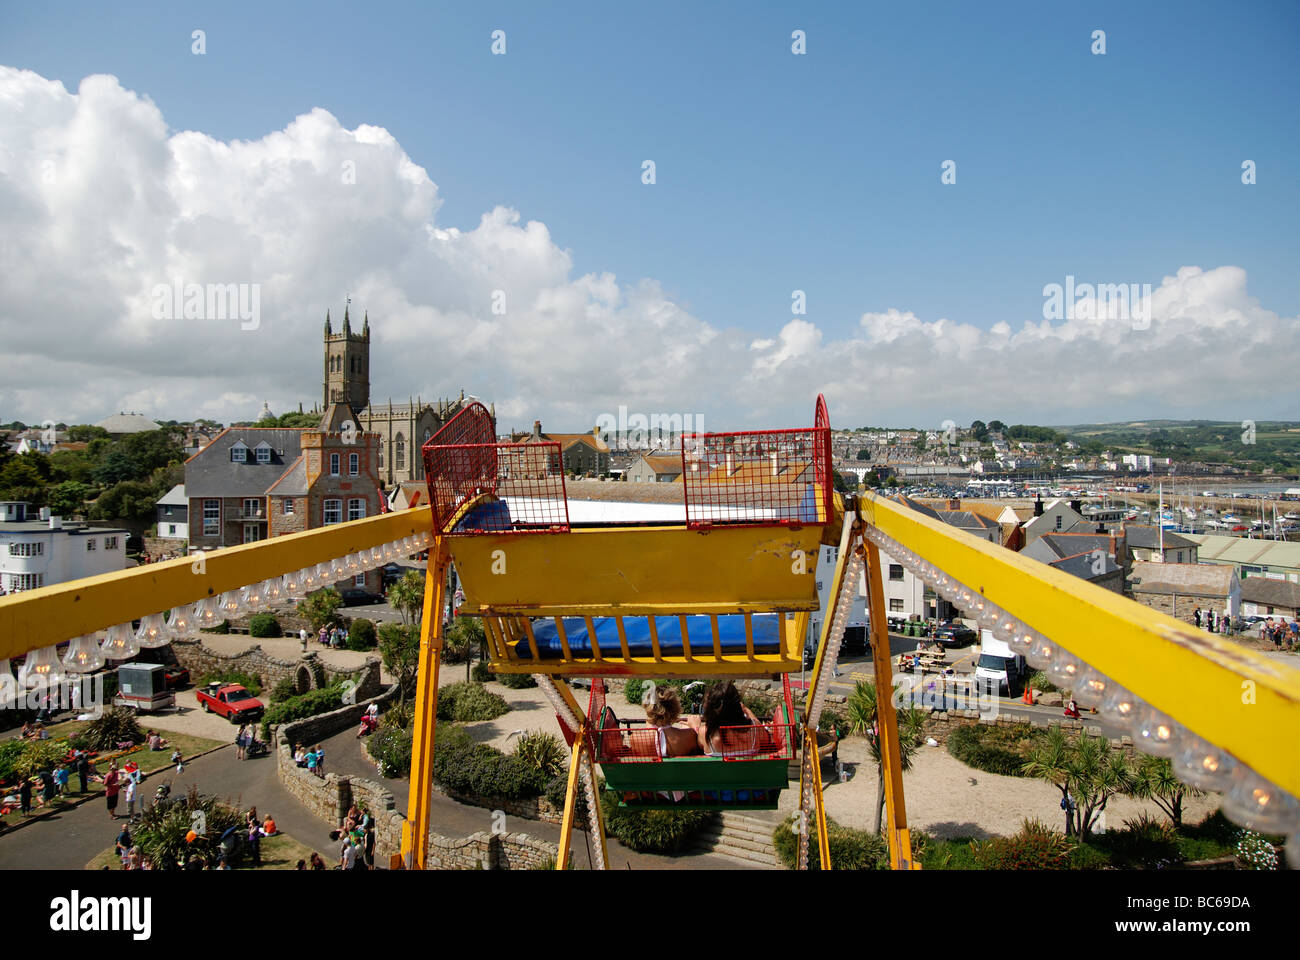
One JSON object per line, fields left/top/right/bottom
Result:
{"left": 183, "top": 403, "right": 384, "bottom": 591}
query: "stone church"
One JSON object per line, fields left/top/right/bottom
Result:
{"left": 319, "top": 305, "right": 494, "bottom": 487}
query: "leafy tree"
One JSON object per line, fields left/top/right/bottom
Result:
{"left": 0, "top": 455, "right": 48, "bottom": 490}
{"left": 1127, "top": 755, "right": 1204, "bottom": 830}
{"left": 49, "top": 449, "right": 95, "bottom": 484}
{"left": 988, "top": 420, "right": 1006, "bottom": 434}
{"left": 386, "top": 570, "right": 425, "bottom": 627}
{"left": 46, "top": 481, "right": 94, "bottom": 518}
{"left": 1022, "top": 728, "right": 1136, "bottom": 840}
{"left": 855, "top": 448, "right": 870, "bottom": 461}
{"left": 832, "top": 470, "right": 852, "bottom": 494}
{"left": 845, "top": 680, "right": 929, "bottom": 833}
{"left": 378, "top": 621, "right": 420, "bottom": 706}
{"left": 66, "top": 425, "right": 110, "bottom": 442}
{"left": 89, "top": 480, "right": 158, "bottom": 524}
{"left": 297, "top": 587, "right": 343, "bottom": 632}
{"left": 255, "top": 411, "right": 321, "bottom": 428}
{"left": 92, "top": 449, "right": 144, "bottom": 485}
{"left": 911, "top": 436, "right": 926, "bottom": 451}
{"left": 970, "top": 420, "right": 988, "bottom": 441}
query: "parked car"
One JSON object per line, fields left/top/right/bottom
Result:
{"left": 934, "top": 622, "right": 977, "bottom": 647}
{"left": 163, "top": 667, "right": 191, "bottom": 690}
{"left": 381, "top": 563, "right": 408, "bottom": 586}
{"left": 340, "top": 588, "right": 385, "bottom": 607}
{"left": 196, "top": 682, "right": 264, "bottom": 723}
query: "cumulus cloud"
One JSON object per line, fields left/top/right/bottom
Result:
{"left": 0, "top": 66, "right": 1294, "bottom": 433}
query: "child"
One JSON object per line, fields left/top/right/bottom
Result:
{"left": 171, "top": 748, "right": 184, "bottom": 775}
{"left": 305, "top": 747, "right": 318, "bottom": 777}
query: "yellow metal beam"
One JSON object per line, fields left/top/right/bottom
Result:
{"left": 864, "top": 539, "right": 918, "bottom": 870}
{"left": 401, "top": 541, "right": 447, "bottom": 870}
{"left": 808, "top": 729, "right": 831, "bottom": 868}
{"left": 0, "top": 507, "right": 432, "bottom": 659}
{"left": 556, "top": 729, "right": 586, "bottom": 870}
{"left": 860, "top": 493, "right": 1300, "bottom": 799}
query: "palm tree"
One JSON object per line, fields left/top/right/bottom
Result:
{"left": 1023, "top": 728, "right": 1136, "bottom": 840}
{"left": 1022, "top": 727, "right": 1074, "bottom": 835}
{"left": 845, "top": 680, "right": 928, "bottom": 834}
{"left": 1128, "top": 755, "right": 1203, "bottom": 830}
{"left": 386, "top": 571, "right": 424, "bottom": 628}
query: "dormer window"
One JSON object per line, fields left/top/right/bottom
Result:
{"left": 255, "top": 441, "right": 272, "bottom": 464}
{"left": 231, "top": 441, "right": 249, "bottom": 463}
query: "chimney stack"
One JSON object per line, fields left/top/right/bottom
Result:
{"left": 1033, "top": 496, "right": 1044, "bottom": 517}
{"left": 1070, "top": 498, "right": 1083, "bottom": 515}
{"left": 770, "top": 451, "right": 779, "bottom": 477}
{"left": 533, "top": 420, "right": 542, "bottom": 439}
{"left": 49, "top": 516, "right": 62, "bottom": 530}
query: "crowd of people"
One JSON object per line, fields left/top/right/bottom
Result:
{"left": 1259, "top": 616, "right": 1298, "bottom": 650}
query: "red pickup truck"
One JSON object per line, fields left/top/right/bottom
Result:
{"left": 196, "top": 682, "right": 265, "bottom": 723}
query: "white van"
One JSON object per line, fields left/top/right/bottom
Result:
{"left": 974, "top": 630, "right": 1027, "bottom": 695}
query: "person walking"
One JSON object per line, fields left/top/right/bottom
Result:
{"left": 314, "top": 744, "right": 324, "bottom": 777}
{"left": 76, "top": 751, "right": 89, "bottom": 794}
{"left": 363, "top": 821, "right": 376, "bottom": 869}
{"left": 18, "top": 775, "right": 32, "bottom": 817}
{"left": 104, "top": 762, "right": 121, "bottom": 820}
{"left": 235, "top": 724, "right": 248, "bottom": 761}
{"left": 1193, "top": 607, "right": 1202, "bottom": 629}
{"left": 122, "top": 769, "right": 138, "bottom": 822}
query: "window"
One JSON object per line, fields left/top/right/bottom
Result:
{"left": 378, "top": 442, "right": 384, "bottom": 469}
{"left": 168, "top": 524, "right": 177, "bottom": 535}
{"left": 348, "top": 452, "right": 359, "bottom": 476}
{"left": 395, "top": 434, "right": 406, "bottom": 471}
{"left": 347, "top": 498, "right": 366, "bottom": 521}
{"left": 243, "top": 498, "right": 260, "bottom": 518}
{"left": 283, "top": 499, "right": 295, "bottom": 515}
{"left": 7, "top": 573, "right": 44, "bottom": 591}
{"left": 330, "top": 453, "right": 340, "bottom": 476}
{"left": 323, "top": 499, "right": 342, "bottom": 525}
{"left": 1176, "top": 551, "right": 1183, "bottom": 563}
{"left": 889, "top": 564, "right": 904, "bottom": 581}
{"left": 7, "top": 542, "right": 44, "bottom": 557}
{"left": 889, "top": 599, "right": 904, "bottom": 612}
{"left": 105, "top": 537, "right": 118, "bottom": 550}
{"left": 86, "top": 538, "right": 96, "bottom": 551}
{"left": 256, "top": 445, "right": 271, "bottom": 464}
{"left": 1055, "top": 515, "right": 1063, "bottom": 530}
{"left": 243, "top": 524, "right": 261, "bottom": 544}
{"left": 204, "top": 499, "right": 220, "bottom": 535}
{"left": 231, "top": 445, "right": 247, "bottom": 463}
{"left": 354, "top": 573, "right": 366, "bottom": 587}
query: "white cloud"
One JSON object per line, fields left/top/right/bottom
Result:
{"left": 0, "top": 66, "right": 1294, "bottom": 434}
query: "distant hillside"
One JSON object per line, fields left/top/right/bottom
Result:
{"left": 1054, "top": 420, "right": 1300, "bottom": 472}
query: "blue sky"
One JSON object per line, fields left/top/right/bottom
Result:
{"left": 1, "top": 1, "right": 1297, "bottom": 428}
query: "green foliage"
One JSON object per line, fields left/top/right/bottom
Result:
{"left": 269, "top": 678, "right": 297, "bottom": 703}
{"left": 347, "top": 618, "right": 377, "bottom": 651}
{"left": 772, "top": 815, "right": 890, "bottom": 870}
{"left": 510, "top": 731, "right": 567, "bottom": 779}
{"left": 197, "top": 671, "right": 262, "bottom": 697}
{"left": 1087, "top": 813, "right": 1181, "bottom": 869}
{"left": 67, "top": 425, "right": 110, "bottom": 442}
{"left": 471, "top": 661, "right": 493, "bottom": 683}
{"left": 1023, "top": 728, "right": 1136, "bottom": 840}
{"left": 385, "top": 571, "right": 424, "bottom": 627}
{"left": 14, "top": 739, "right": 67, "bottom": 778}
{"left": 623, "top": 678, "right": 648, "bottom": 705}
{"left": 261, "top": 683, "right": 346, "bottom": 738}
{"left": 89, "top": 479, "right": 158, "bottom": 523}
{"left": 442, "top": 615, "right": 484, "bottom": 663}
{"left": 971, "top": 819, "right": 1073, "bottom": 870}
{"left": 498, "top": 672, "right": 537, "bottom": 689}
{"left": 601, "top": 791, "right": 712, "bottom": 853}
{"left": 297, "top": 588, "right": 343, "bottom": 632}
{"left": 199, "top": 619, "right": 231, "bottom": 634}
{"left": 248, "top": 613, "right": 282, "bottom": 638}
{"left": 378, "top": 622, "right": 420, "bottom": 705}
{"left": 255, "top": 412, "right": 321, "bottom": 428}
{"left": 133, "top": 785, "right": 245, "bottom": 868}
{"left": 433, "top": 724, "right": 545, "bottom": 801}
{"left": 1234, "top": 830, "right": 1279, "bottom": 870}
{"left": 0, "top": 740, "right": 28, "bottom": 783}
{"left": 46, "top": 480, "right": 94, "bottom": 517}
{"left": 915, "top": 833, "right": 983, "bottom": 870}
{"left": 1005, "top": 424, "right": 1065, "bottom": 444}
{"left": 83, "top": 707, "right": 146, "bottom": 751}
{"left": 1127, "top": 754, "right": 1204, "bottom": 830}
{"left": 382, "top": 702, "right": 415, "bottom": 730}
{"left": 370, "top": 725, "right": 413, "bottom": 778}
{"left": 1067, "top": 842, "right": 1113, "bottom": 870}
{"left": 947, "top": 722, "right": 1042, "bottom": 777}
{"left": 1026, "top": 671, "right": 1058, "bottom": 693}
{"left": 436, "top": 681, "right": 510, "bottom": 722}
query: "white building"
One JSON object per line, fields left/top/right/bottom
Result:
{"left": 0, "top": 502, "right": 128, "bottom": 594}
{"left": 1122, "top": 454, "right": 1153, "bottom": 471}
{"left": 155, "top": 484, "right": 189, "bottom": 541}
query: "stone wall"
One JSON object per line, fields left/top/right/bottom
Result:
{"left": 920, "top": 709, "right": 1136, "bottom": 754}
{"left": 275, "top": 691, "right": 559, "bottom": 868}
{"left": 168, "top": 637, "right": 381, "bottom": 699}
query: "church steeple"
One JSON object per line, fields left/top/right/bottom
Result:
{"left": 324, "top": 309, "right": 331, "bottom": 335}
{"left": 362, "top": 311, "right": 369, "bottom": 339}
{"left": 343, "top": 303, "right": 351, "bottom": 335}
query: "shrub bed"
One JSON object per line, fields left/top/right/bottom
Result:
{"left": 370, "top": 725, "right": 413, "bottom": 778}
{"left": 970, "top": 819, "right": 1072, "bottom": 870}
{"left": 498, "top": 672, "right": 537, "bottom": 690}
{"left": 432, "top": 723, "right": 545, "bottom": 801}
{"left": 260, "top": 683, "right": 346, "bottom": 739}
{"left": 601, "top": 791, "right": 712, "bottom": 854}
{"left": 248, "top": 613, "right": 282, "bottom": 638}
{"left": 348, "top": 618, "right": 377, "bottom": 651}
{"left": 197, "top": 671, "right": 262, "bottom": 697}
{"left": 772, "top": 815, "right": 889, "bottom": 869}
{"left": 437, "top": 682, "right": 510, "bottom": 722}
{"left": 947, "top": 722, "right": 1042, "bottom": 777}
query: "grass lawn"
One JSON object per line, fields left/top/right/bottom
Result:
{"left": 86, "top": 833, "right": 320, "bottom": 870}
{"left": 1, "top": 727, "right": 223, "bottom": 830}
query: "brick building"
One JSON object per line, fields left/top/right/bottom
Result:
{"left": 184, "top": 404, "right": 384, "bottom": 591}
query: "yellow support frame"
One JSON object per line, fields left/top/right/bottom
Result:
{"left": 0, "top": 507, "right": 432, "bottom": 658}
{"left": 401, "top": 539, "right": 447, "bottom": 869}
{"left": 860, "top": 493, "right": 1300, "bottom": 799}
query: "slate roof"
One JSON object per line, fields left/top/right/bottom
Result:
{"left": 266, "top": 457, "right": 308, "bottom": 496}
{"left": 185, "top": 428, "right": 305, "bottom": 498}
{"left": 1130, "top": 561, "right": 1236, "bottom": 598}
{"left": 156, "top": 484, "right": 187, "bottom": 507}
{"left": 1240, "top": 577, "right": 1300, "bottom": 609}
{"left": 1036, "top": 533, "right": 1117, "bottom": 560}
{"left": 1050, "top": 551, "right": 1120, "bottom": 581}
{"left": 1124, "top": 525, "right": 1196, "bottom": 550}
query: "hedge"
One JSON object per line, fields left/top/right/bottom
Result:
{"left": 436, "top": 682, "right": 510, "bottom": 722}
{"left": 772, "top": 814, "right": 889, "bottom": 869}
{"left": 432, "top": 723, "right": 545, "bottom": 801}
{"left": 601, "top": 790, "right": 713, "bottom": 853}
{"left": 248, "top": 613, "right": 282, "bottom": 638}
{"left": 348, "top": 618, "right": 377, "bottom": 651}
{"left": 197, "top": 670, "right": 262, "bottom": 697}
{"left": 260, "top": 683, "right": 346, "bottom": 738}
{"left": 946, "top": 722, "right": 1041, "bottom": 777}
{"left": 370, "top": 724, "right": 413, "bottom": 778}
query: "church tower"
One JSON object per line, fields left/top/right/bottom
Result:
{"left": 323, "top": 305, "right": 370, "bottom": 415}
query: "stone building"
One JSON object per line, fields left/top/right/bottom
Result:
{"left": 1129, "top": 561, "right": 1240, "bottom": 622}
{"left": 318, "top": 305, "right": 494, "bottom": 487}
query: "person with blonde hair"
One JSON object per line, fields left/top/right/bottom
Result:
{"left": 642, "top": 685, "right": 702, "bottom": 758}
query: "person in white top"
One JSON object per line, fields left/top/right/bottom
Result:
{"left": 340, "top": 839, "right": 357, "bottom": 870}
